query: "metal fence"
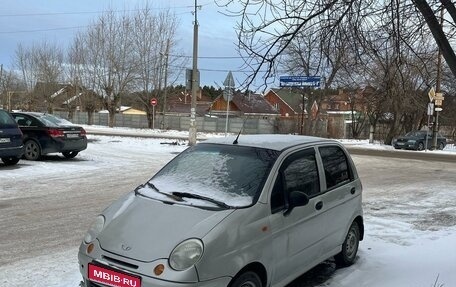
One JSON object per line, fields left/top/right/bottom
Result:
{"left": 55, "top": 111, "right": 278, "bottom": 134}
{"left": 55, "top": 111, "right": 455, "bottom": 144}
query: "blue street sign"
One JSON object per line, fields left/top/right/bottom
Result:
{"left": 279, "top": 76, "right": 321, "bottom": 88}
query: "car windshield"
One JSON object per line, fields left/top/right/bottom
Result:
{"left": 137, "top": 143, "right": 280, "bottom": 208}
{"left": 0, "top": 110, "right": 17, "bottom": 127}
{"left": 38, "top": 114, "right": 75, "bottom": 127}
{"left": 405, "top": 131, "right": 427, "bottom": 137}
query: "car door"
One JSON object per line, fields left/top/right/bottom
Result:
{"left": 268, "top": 147, "right": 326, "bottom": 286}
{"left": 316, "top": 145, "right": 361, "bottom": 253}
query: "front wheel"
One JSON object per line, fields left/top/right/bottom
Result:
{"left": 417, "top": 142, "right": 424, "bottom": 151}
{"left": 24, "top": 140, "right": 41, "bottom": 161}
{"left": 335, "top": 221, "right": 360, "bottom": 267}
{"left": 1, "top": 157, "right": 20, "bottom": 166}
{"left": 62, "top": 151, "right": 79, "bottom": 159}
{"left": 229, "top": 271, "right": 262, "bottom": 287}
{"left": 438, "top": 142, "right": 445, "bottom": 150}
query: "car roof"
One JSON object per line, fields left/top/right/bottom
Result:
{"left": 12, "top": 112, "right": 45, "bottom": 117}
{"left": 202, "top": 134, "right": 339, "bottom": 151}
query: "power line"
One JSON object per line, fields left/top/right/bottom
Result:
{"left": 0, "top": 2, "right": 213, "bottom": 17}
{"left": 169, "top": 54, "right": 244, "bottom": 59}
{"left": 0, "top": 25, "right": 91, "bottom": 34}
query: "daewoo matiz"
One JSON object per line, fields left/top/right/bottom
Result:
{"left": 79, "top": 134, "right": 364, "bottom": 287}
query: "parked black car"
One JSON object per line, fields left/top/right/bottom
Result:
{"left": 0, "top": 109, "right": 24, "bottom": 165}
{"left": 393, "top": 130, "right": 447, "bottom": 151}
{"left": 11, "top": 112, "right": 87, "bottom": 160}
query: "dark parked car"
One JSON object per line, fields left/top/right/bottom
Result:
{"left": 11, "top": 112, "right": 87, "bottom": 160}
{"left": 0, "top": 109, "right": 24, "bottom": 165}
{"left": 393, "top": 130, "right": 446, "bottom": 151}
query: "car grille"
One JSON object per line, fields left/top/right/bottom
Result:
{"left": 102, "top": 255, "right": 139, "bottom": 269}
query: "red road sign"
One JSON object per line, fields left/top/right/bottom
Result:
{"left": 150, "top": 98, "right": 158, "bottom": 106}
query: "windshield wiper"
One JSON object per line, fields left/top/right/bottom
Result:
{"left": 172, "top": 192, "right": 232, "bottom": 209}
{"left": 143, "top": 182, "right": 184, "bottom": 202}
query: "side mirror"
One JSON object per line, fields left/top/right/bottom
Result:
{"left": 284, "top": 191, "right": 309, "bottom": 216}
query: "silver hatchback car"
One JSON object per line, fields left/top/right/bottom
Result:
{"left": 79, "top": 134, "right": 363, "bottom": 287}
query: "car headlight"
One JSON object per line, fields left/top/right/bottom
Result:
{"left": 84, "top": 215, "right": 105, "bottom": 244}
{"left": 407, "top": 140, "right": 416, "bottom": 143}
{"left": 169, "top": 239, "right": 204, "bottom": 271}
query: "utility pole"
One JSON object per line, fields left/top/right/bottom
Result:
{"left": 0, "top": 64, "right": 3, "bottom": 109}
{"left": 188, "top": 0, "right": 199, "bottom": 146}
{"left": 162, "top": 39, "right": 170, "bottom": 130}
{"left": 432, "top": 6, "right": 444, "bottom": 150}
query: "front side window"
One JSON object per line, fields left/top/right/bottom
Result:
{"left": 319, "top": 146, "right": 351, "bottom": 189}
{"left": 138, "top": 143, "right": 280, "bottom": 208}
{"left": 271, "top": 148, "right": 320, "bottom": 213}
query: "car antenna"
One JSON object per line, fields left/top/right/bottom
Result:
{"left": 233, "top": 117, "right": 247, "bottom": 144}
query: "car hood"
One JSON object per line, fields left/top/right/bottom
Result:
{"left": 97, "top": 193, "right": 234, "bottom": 262}
{"left": 396, "top": 136, "right": 418, "bottom": 141}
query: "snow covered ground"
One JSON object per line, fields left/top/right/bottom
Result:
{"left": 0, "top": 127, "right": 455, "bottom": 287}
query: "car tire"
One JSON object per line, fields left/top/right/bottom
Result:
{"left": 417, "top": 142, "right": 424, "bottom": 151}
{"left": 62, "top": 151, "right": 79, "bottom": 159}
{"left": 438, "top": 142, "right": 445, "bottom": 150}
{"left": 24, "top": 140, "right": 41, "bottom": 161}
{"left": 335, "top": 221, "right": 360, "bottom": 267}
{"left": 1, "top": 157, "right": 20, "bottom": 166}
{"left": 229, "top": 271, "right": 262, "bottom": 287}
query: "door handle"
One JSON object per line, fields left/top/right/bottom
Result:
{"left": 315, "top": 201, "right": 323, "bottom": 210}
{"left": 350, "top": 187, "right": 356, "bottom": 195}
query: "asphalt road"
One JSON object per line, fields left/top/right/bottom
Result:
{"left": 346, "top": 146, "right": 456, "bottom": 163}
{"left": 0, "top": 139, "right": 454, "bottom": 286}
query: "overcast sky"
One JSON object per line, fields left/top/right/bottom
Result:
{"left": 0, "top": 0, "right": 258, "bottom": 88}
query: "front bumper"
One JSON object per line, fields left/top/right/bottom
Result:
{"left": 78, "top": 241, "right": 231, "bottom": 287}
{"left": 394, "top": 142, "right": 417, "bottom": 149}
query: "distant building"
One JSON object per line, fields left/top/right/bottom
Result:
{"left": 210, "top": 92, "right": 279, "bottom": 118}
{"left": 264, "top": 88, "right": 307, "bottom": 118}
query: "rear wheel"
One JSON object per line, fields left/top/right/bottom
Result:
{"left": 24, "top": 140, "right": 41, "bottom": 161}
{"left": 1, "top": 157, "right": 20, "bottom": 166}
{"left": 62, "top": 151, "right": 79, "bottom": 159}
{"left": 335, "top": 221, "right": 360, "bottom": 267}
{"left": 229, "top": 271, "right": 262, "bottom": 287}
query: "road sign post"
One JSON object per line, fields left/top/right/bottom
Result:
{"left": 150, "top": 98, "right": 157, "bottom": 129}
{"left": 425, "top": 102, "right": 434, "bottom": 151}
{"left": 223, "top": 71, "right": 235, "bottom": 136}
{"left": 431, "top": 92, "right": 444, "bottom": 149}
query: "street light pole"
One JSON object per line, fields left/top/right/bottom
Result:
{"left": 432, "top": 6, "right": 444, "bottom": 149}
{"left": 162, "top": 39, "right": 170, "bottom": 130}
{"left": 188, "top": 0, "right": 199, "bottom": 146}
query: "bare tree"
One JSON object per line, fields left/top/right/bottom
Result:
{"left": 13, "top": 41, "right": 64, "bottom": 112}
{"left": 130, "top": 6, "right": 184, "bottom": 128}
{"left": 280, "top": 13, "right": 354, "bottom": 135}
{"left": 0, "top": 68, "right": 25, "bottom": 109}
{"left": 217, "top": 0, "right": 456, "bottom": 86}
{"left": 79, "top": 11, "right": 136, "bottom": 127}
{"left": 33, "top": 40, "right": 64, "bottom": 113}
{"left": 14, "top": 44, "right": 37, "bottom": 110}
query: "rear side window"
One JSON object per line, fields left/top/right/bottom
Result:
{"left": 319, "top": 146, "right": 352, "bottom": 189}
{"left": 0, "top": 110, "right": 17, "bottom": 127}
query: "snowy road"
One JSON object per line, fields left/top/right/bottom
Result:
{"left": 1, "top": 134, "right": 455, "bottom": 287}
